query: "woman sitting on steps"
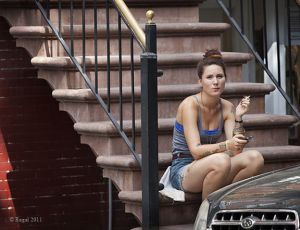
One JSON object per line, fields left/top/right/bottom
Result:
{"left": 169, "top": 49, "right": 264, "bottom": 200}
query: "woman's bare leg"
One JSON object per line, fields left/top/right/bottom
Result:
{"left": 182, "top": 153, "right": 231, "bottom": 200}
{"left": 225, "top": 150, "right": 264, "bottom": 185}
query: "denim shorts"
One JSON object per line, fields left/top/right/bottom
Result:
{"left": 170, "top": 157, "right": 193, "bottom": 191}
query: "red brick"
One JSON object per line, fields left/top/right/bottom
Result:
{"left": 0, "top": 162, "right": 12, "bottom": 171}
{"left": 0, "top": 59, "right": 32, "bottom": 68}
{"left": 0, "top": 41, "right": 16, "bottom": 50}
{"left": 0, "top": 49, "right": 30, "bottom": 59}
{"left": 0, "top": 68, "right": 37, "bottom": 78}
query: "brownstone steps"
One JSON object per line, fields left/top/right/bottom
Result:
{"left": 132, "top": 225, "right": 193, "bottom": 230}
{"left": 31, "top": 52, "right": 252, "bottom": 89}
{"left": 73, "top": 114, "right": 298, "bottom": 157}
{"left": 52, "top": 82, "right": 274, "bottom": 122}
{"left": 96, "top": 145, "right": 300, "bottom": 191}
{"left": 10, "top": 22, "right": 230, "bottom": 56}
{"left": 113, "top": 145, "right": 300, "bottom": 226}
{"left": 119, "top": 190, "right": 201, "bottom": 226}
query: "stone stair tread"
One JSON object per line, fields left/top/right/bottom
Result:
{"left": 97, "top": 145, "right": 300, "bottom": 169}
{"left": 74, "top": 114, "right": 298, "bottom": 135}
{"left": 119, "top": 190, "right": 202, "bottom": 204}
{"left": 132, "top": 225, "right": 193, "bottom": 230}
{"left": 10, "top": 22, "right": 230, "bottom": 37}
{"left": 31, "top": 52, "right": 252, "bottom": 68}
{"left": 52, "top": 82, "right": 275, "bottom": 101}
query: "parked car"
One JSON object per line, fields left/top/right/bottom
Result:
{"left": 194, "top": 165, "right": 300, "bottom": 230}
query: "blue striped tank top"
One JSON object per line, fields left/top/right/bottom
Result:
{"left": 172, "top": 96, "right": 224, "bottom": 156}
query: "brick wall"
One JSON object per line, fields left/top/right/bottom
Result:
{"left": 0, "top": 17, "right": 138, "bottom": 230}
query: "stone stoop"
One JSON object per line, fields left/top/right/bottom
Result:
{"left": 29, "top": 52, "right": 251, "bottom": 90}
{"left": 73, "top": 115, "right": 297, "bottom": 156}
{"left": 119, "top": 190, "right": 201, "bottom": 226}
{"left": 97, "top": 145, "right": 300, "bottom": 225}
{"left": 96, "top": 145, "right": 300, "bottom": 192}
{"left": 132, "top": 225, "right": 193, "bottom": 230}
{"left": 51, "top": 83, "right": 275, "bottom": 122}
{"left": 9, "top": 23, "right": 230, "bottom": 56}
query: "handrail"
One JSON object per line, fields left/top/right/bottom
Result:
{"left": 34, "top": 0, "right": 142, "bottom": 166}
{"left": 35, "top": 1, "right": 159, "bottom": 228}
{"left": 112, "top": 0, "right": 146, "bottom": 50}
{"left": 216, "top": 0, "right": 300, "bottom": 120}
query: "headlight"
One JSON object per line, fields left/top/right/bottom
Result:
{"left": 193, "top": 199, "right": 210, "bottom": 230}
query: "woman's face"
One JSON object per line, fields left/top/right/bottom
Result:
{"left": 199, "top": 64, "right": 226, "bottom": 97}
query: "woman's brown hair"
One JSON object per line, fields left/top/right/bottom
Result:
{"left": 197, "top": 49, "right": 226, "bottom": 79}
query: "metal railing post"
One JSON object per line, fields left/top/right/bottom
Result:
{"left": 141, "top": 10, "right": 159, "bottom": 230}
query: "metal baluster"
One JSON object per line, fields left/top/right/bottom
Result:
{"left": 46, "top": 0, "right": 50, "bottom": 19}
{"left": 287, "top": 0, "right": 293, "bottom": 104}
{"left": 70, "top": 0, "right": 74, "bottom": 56}
{"left": 240, "top": 0, "right": 244, "bottom": 34}
{"left": 118, "top": 13, "right": 123, "bottom": 129}
{"left": 108, "top": 179, "right": 112, "bottom": 230}
{"left": 275, "top": 0, "right": 281, "bottom": 87}
{"left": 130, "top": 35, "right": 135, "bottom": 149}
{"left": 94, "top": 0, "right": 98, "bottom": 94}
{"left": 58, "top": 0, "right": 62, "bottom": 36}
{"left": 263, "top": 0, "right": 268, "bottom": 67}
{"left": 106, "top": 0, "right": 111, "bottom": 112}
{"left": 251, "top": 0, "right": 255, "bottom": 50}
{"left": 82, "top": 0, "right": 86, "bottom": 74}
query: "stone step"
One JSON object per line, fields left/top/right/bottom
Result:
{"left": 132, "top": 225, "right": 193, "bottom": 230}
{"left": 0, "top": 0, "right": 202, "bottom": 27}
{"left": 74, "top": 114, "right": 298, "bottom": 157}
{"left": 48, "top": 1, "right": 202, "bottom": 24}
{"left": 116, "top": 145, "right": 300, "bottom": 226}
{"left": 97, "top": 145, "right": 300, "bottom": 191}
{"left": 10, "top": 22, "right": 230, "bottom": 56}
{"left": 52, "top": 83, "right": 275, "bottom": 122}
{"left": 119, "top": 190, "right": 201, "bottom": 226}
{"left": 32, "top": 52, "right": 252, "bottom": 89}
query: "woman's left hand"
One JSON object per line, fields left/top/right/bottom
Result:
{"left": 236, "top": 96, "right": 250, "bottom": 118}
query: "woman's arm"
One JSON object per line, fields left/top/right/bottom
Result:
{"left": 224, "top": 98, "right": 250, "bottom": 155}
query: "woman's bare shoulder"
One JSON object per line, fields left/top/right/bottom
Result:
{"left": 177, "top": 95, "right": 198, "bottom": 121}
{"left": 221, "top": 98, "right": 234, "bottom": 108}
{"left": 180, "top": 95, "right": 198, "bottom": 108}
{"left": 220, "top": 98, "right": 235, "bottom": 118}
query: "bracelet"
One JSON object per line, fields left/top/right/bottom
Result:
{"left": 235, "top": 119, "right": 243, "bottom": 123}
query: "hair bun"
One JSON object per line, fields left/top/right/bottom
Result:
{"left": 203, "top": 49, "right": 222, "bottom": 59}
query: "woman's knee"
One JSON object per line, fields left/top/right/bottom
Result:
{"left": 246, "top": 150, "right": 264, "bottom": 169}
{"left": 209, "top": 153, "right": 231, "bottom": 173}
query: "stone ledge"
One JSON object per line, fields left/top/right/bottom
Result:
{"left": 10, "top": 22, "right": 230, "bottom": 38}
{"left": 119, "top": 190, "right": 201, "bottom": 205}
{"left": 74, "top": 114, "right": 298, "bottom": 136}
{"left": 31, "top": 52, "right": 252, "bottom": 70}
{"left": 52, "top": 83, "right": 275, "bottom": 102}
{"left": 97, "top": 145, "right": 300, "bottom": 169}
{"left": 0, "top": 0, "right": 204, "bottom": 8}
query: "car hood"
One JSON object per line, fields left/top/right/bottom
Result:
{"left": 208, "top": 165, "right": 300, "bottom": 220}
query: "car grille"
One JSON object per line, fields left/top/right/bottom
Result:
{"left": 210, "top": 209, "right": 299, "bottom": 230}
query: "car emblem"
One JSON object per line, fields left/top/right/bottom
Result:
{"left": 241, "top": 217, "right": 256, "bottom": 229}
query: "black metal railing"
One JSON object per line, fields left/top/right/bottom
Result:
{"left": 217, "top": 0, "right": 300, "bottom": 120}
{"left": 34, "top": 0, "right": 159, "bottom": 229}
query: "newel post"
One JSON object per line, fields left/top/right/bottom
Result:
{"left": 141, "top": 10, "right": 159, "bottom": 230}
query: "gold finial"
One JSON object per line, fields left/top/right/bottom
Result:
{"left": 146, "top": 10, "right": 154, "bottom": 23}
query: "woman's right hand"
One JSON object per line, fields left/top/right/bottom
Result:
{"left": 226, "top": 134, "right": 248, "bottom": 154}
